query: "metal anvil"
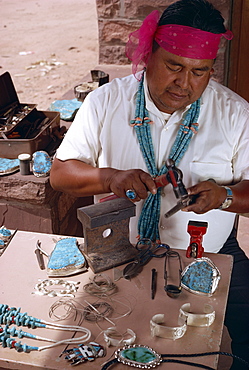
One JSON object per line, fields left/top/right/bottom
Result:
{"left": 77, "top": 198, "right": 138, "bottom": 273}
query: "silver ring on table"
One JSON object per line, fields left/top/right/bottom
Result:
{"left": 126, "top": 189, "right": 137, "bottom": 200}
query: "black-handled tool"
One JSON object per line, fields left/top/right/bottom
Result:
{"left": 151, "top": 268, "right": 157, "bottom": 300}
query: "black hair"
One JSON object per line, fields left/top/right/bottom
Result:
{"left": 158, "top": 0, "right": 226, "bottom": 34}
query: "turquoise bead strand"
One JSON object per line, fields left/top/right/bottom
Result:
{"left": 130, "top": 71, "right": 200, "bottom": 241}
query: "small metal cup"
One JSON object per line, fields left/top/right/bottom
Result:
{"left": 18, "top": 153, "right": 31, "bottom": 175}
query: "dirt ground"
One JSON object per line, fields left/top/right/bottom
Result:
{"left": 0, "top": 0, "right": 99, "bottom": 110}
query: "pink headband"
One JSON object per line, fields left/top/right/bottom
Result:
{"left": 126, "top": 10, "right": 233, "bottom": 75}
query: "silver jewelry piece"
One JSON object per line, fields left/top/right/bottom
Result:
{"left": 103, "top": 327, "right": 136, "bottom": 347}
{"left": 179, "top": 303, "right": 215, "bottom": 327}
{"left": 150, "top": 314, "right": 187, "bottom": 340}
{"left": 181, "top": 257, "right": 221, "bottom": 296}
{"left": 115, "top": 344, "right": 162, "bottom": 368}
{"left": 33, "top": 278, "right": 80, "bottom": 297}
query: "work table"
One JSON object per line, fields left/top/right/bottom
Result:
{"left": 0, "top": 230, "right": 232, "bottom": 369}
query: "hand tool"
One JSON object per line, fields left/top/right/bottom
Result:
{"left": 151, "top": 268, "right": 157, "bottom": 300}
{"left": 186, "top": 220, "right": 208, "bottom": 258}
{"left": 121, "top": 238, "right": 170, "bottom": 280}
{"left": 164, "top": 250, "right": 182, "bottom": 298}
{"left": 99, "top": 159, "right": 192, "bottom": 214}
{"left": 163, "top": 158, "right": 194, "bottom": 218}
{"left": 34, "top": 240, "right": 50, "bottom": 270}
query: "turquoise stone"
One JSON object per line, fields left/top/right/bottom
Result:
{"left": 0, "top": 228, "right": 11, "bottom": 237}
{"left": 32, "top": 151, "right": 52, "bottom": 177}
{"left": 126, "top": 189, "right": 136, "bottom": 200}
{"left": 182, "top": 260, "right": 213, "bottom": 293}
{"left": 47, "top": 237, "right": 85, "bottom": 270}
{"left": 49, "top": 98, "right": 82, "bottom": 121}
{"left": 121, "top": 346, "right": 156, "bottom": 364}
{"left": 0, "top": 158, "right": 19, "bottom": 174}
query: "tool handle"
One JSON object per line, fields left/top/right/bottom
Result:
{"left": 100, "top": 174, "right": 169, "bottom": 203}
{"left": 151, "top": 268, "right": 157, "bottom": 300}
{"left": 99, "top": 194, "right": 119, "bottom": 203}
{"left": 153, "top": 174, "right": 170, "bottom": 188}
{"left": 34, "top": 249, "right": 45, "bottom": 270}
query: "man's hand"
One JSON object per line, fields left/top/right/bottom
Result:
{"left": 106, "top": 168, "right": 157, "bottom": 201}
{"left": 182, "top": 180, "right": 227, "bottom": 214}
{"left": 51, "top": 158, "right": 157, "bottom": 200}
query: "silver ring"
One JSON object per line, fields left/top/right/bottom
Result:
{"left": 126, "top": 189, "right": 137, "bottom": 199}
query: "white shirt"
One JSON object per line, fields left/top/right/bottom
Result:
{"left": 56, "top": 73, "right": 249, "bottom": 253}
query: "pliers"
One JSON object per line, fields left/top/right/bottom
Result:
{"left": 162, "top": 159, "right": 193, "bottom": 218}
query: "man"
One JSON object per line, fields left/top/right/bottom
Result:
{"left": 50, "top": 0, "right": 249, "bottom": 368}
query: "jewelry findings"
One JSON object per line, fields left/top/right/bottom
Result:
{"left": 83, "top": 274, "right": 117, "bottom": 297}
{"left": 83, "top": 301, "right": 114, "bottom": 324}
{"left": 33, "top": 279, "right": 80, "bottom": 298}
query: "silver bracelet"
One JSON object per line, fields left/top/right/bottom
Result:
{"left": 103, "top": 327, "right": 136, "bottom": 347}
{"left": 150, "top": 314, "right": 187, "bottom": 340}
{"left": 179, "top": 303, "right": 215, "bottom": 327}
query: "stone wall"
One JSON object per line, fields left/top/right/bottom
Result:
{"left": 96, "top": 0, "right": 232, "bottom": 83}
{"left": 0, "top": 172, "right": 93, "bottom": 237}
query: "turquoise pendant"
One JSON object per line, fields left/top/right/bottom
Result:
{"left": 32, "top": 150, "right": 52, "bottom": 177}
{"left": 115, "top": 344, "right": 161, "bottom": 368}
{"left": 181, "top": 257, "right": 221, "bottom": 296}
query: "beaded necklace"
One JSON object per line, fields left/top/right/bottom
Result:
{"left": 0, "top": 303, "right": 91, "bottom": 352}
{"left": 131, "top": 71, "right": 200, "bottom": 241}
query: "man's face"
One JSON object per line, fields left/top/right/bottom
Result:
{"left": 146, "top": 47, "right": 214, "bottom": 114}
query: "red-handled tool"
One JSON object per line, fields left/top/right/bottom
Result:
{"left": 99, "top": 172, "right": 171, "bottom": 203}
{"left": 99, "top": 159, "right": 187, "bottom": 203}
{"left": 186, "top": 220, "right": 208, "bottom": 258}
{"left": 99, "top": 194, "right": 120, "bottom": 203}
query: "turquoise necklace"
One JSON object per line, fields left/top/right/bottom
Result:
{"left": 130, "top": 71, "right": 200, "bottom": 242}
{"left": 0, "top": 303, "right": 91, "bottom": 352}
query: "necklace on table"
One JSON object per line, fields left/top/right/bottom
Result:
{"left": 0, "top": 303, "right": 91, "bottom": 352}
